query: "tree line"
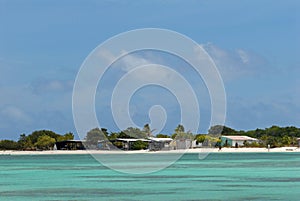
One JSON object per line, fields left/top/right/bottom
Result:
{"left": 0, "top": 130, "right": 74, "bottom": 150}
{"left": 1, "top": 124, "right": 300, "bottom": 150}
{"left": 84, "top": 124, "right": 193, "bottom": 150}
{"left": 208, "top": 125, "right": 300, "bottom": 148}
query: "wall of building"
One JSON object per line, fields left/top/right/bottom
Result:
{"left": 221, "top": 137, "right": 232, "bottom": 146}
{"left": 176, "top": 139, "right": 192, "bottom": 149}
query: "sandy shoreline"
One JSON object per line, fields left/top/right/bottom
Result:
{"left": 0, "top": 147, "right": 299, "bottom": 155}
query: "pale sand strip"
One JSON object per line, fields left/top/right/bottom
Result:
{"left": 0, "top": 147, "right": 299, "bottom": 155}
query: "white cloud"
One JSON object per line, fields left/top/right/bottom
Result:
{"left": 237, "top": 49, "right": 249, "bottom": 64}
{"left": 94, "top": 48, "right": 226, "bottom": 133}
{"left": 97, "top": 48, "right": 173, "bottom": 78}
{"left": 99, "top": 49, "right": 177, "bottom": 83}
{"left": 202, "top": 43, "right": 269, "bottom": 81}
{"left": 97, "top": 49, "right": 117, "bottom": 64}
{"left": 30, "top": 79, "right": 73, "bottom": 94}
{"left": 120, "top": 52, "right": 151, "bottom": 72}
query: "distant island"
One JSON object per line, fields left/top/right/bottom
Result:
{"left": 1, "top": 125, "right": 300, "bottom": 151}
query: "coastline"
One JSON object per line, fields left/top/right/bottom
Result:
{"left": 1, "top": 147, "right": 299, "bottom": 155}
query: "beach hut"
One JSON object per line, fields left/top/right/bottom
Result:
{"left": 148, "top": 137, "right": 173, "bottom": 151}
{"left": 115, "top": 138, "right": 150, "bottom": 150}
{"left": 221, "top": 136, "right": 258, "bottom": 147}
{"left": 175, "top": 139, "right": 192, "bottom": 149}
{"left": 191, "top": 140, "right": 202, "bottom": 148}
{"left": 297, "top": 138, "right": 300, "bottom": 148}
{"left": 55, "top": 140, "right": 86, "bottom": 150}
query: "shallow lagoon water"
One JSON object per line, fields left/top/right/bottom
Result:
{"left": 0, "top": 153, "right": 300, "bottom": 201}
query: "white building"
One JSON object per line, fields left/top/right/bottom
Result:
{"left": 221, "top": 136, "right": 259, "bottom": 147}
{"left": 148, "top": 137, "right": 173, "bottom": 151}
{"left": 176, "top": 139, "right": 192, "bottom": 149}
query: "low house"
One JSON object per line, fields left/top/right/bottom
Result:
{"left": 116, "top": 138, "right": 150, "bottom": 150}
{"left": 175, "top": 139, "right": 192, "bottom": 149}
{"left": 221, "top": 136, "right": 258, "bottom": 147}
{"left": 191, "top": 140, "right": 202, "bottom": 148}
{"left": 55, "top": 140, "right": 86, "bottom": 150}
{"left": 148, "top": 137, "right": 173, "bottom": 151}
{"left": 55, "top": 140, "right": 112, "bottom": 150}
{"left": 297, "top": 138, "right": 300, "bottom": 148}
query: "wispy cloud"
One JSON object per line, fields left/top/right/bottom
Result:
{"left": 95, "top": 50, "right": 204, "bottom": 133}
{"left": 98, "top": 49, "right": 172, "bottom": 81}
{"left": 30, "top": 79, "right": 73, "bottom": 94}
{"left": 203, "top": 43, "right": 270, "bottom": 81}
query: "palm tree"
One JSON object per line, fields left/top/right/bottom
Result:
{"left": 143, "top": 124, "right": 156, "bottom": 137}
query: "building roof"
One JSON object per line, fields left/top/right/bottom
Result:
{"left": 222, "top": 136, "right": 258, "bottom": 141}
{"left": 148, "top": 137, "right": 173, "bottom": 142}
{"left": 57, "top": 140, "right": 86, "bottom": 142}
{"left": 116, "top": 138, "right": 150, "bottom": 142}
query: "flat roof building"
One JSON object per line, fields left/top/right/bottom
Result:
{"left": 148, "top": 137, "right": 173, "bottom": 151}
{"left": 116, "top": 138, "right": 150, "bottom": 150}
{"left": 55, "top": 140, "right": 86, "bottom": 150}
{"left": 221, "top": 136, "right": 258, "bottom": 147}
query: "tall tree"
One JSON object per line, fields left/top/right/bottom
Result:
{"left": 143, "top": 124, "right": 156, "bottom": 137}
{"left": 208, "top": 125, "right": 237, "bottom": 135}
{"left": 123, "top": 127, "right": 147, "bottom": 139}
{"left": 85, "top": 128, "right": 107, "bottom": 148}
{"left": 34, "top": 135, "right": 56, "bottom": 150}
{"left": 57, "top": 132, "right": 74, "bottom": 142}
{"left": 175, "top": 124, "right": 185, "bottom": 133}
{"left": 28, "top": 130, "right": 60, "bottom": 145}
{"left": 143, "top": 124, "right": 151, "bottom": 137}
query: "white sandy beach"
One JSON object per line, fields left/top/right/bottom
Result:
{"left": 1, "top": 147, "right": 299, "bottom": 155}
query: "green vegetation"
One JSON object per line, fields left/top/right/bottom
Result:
{"left": 208, "top": 125, "right": 237, "bottom": 136}
{"left": 85, "top": 128, "right": 108, "bottom": 149}
{"left": 143, "top": 124, "right": 153, "bottom": 137}
{"left": 0, "top": 140, "right": 20, "bottom": 150}
{"left": 195, "top": 134, "right": 206, "bottom": 144}
{"left": 1, "top": 124, "right": 300, "bottom": 150}
{"left": 130, "top": 140, "right": 148, "bottom": 150}
{"left": 0, "top": 130, "right": 74, "bottom": 150}
{"left": 210, "top": 125, "right": 300, "bottom": 148}
{"left": 156, "top": 134, "right": 170, "bottom": 138}
{"left": 122, "top": 127, "right": 148, "bottom": 139}
{"left": 34, "top": 135, "right": 56, "bottom": 150}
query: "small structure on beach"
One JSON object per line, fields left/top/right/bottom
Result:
{"left": 221, "top": 136, "right": 258, "bottom": 147}
{"left": 115, "top": 138, "right": 150, "bottom": 150}
{"left": 148, "top": 137, "right": 173, "bottom": 151}
{"left": 55, "top": 140, "right": 86, "bottom": 150}
{"left": 191, "top": 140, "right": 202, "bottom": 148}
{"left": 55, "top": 140, "right": 114, "bottom": 150}
{"left": 175, "top": 139, "right": 193, "bottom": 149}
{"left": 297, "top": 138, "right": 300, "bottom": 148}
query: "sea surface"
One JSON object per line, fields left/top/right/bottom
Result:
{"left": 0, "top": 153, "right": 300, "bottom": 201}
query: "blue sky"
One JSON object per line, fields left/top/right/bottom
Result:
{"left": 0, "top": 0, "right": 299, "bottom": 139}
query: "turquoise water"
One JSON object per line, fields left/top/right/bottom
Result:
{"left": 0, "top": 153, "right": 300, "bottom": 201}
